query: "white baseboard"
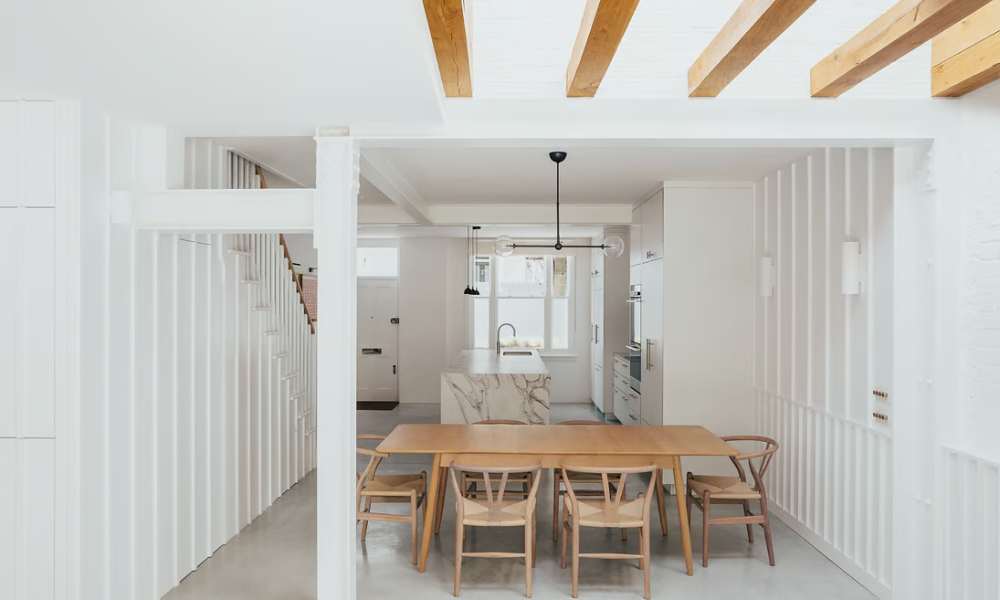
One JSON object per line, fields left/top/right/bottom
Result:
{"left": 770, "top": 505, "right": 891, "bottom": 599}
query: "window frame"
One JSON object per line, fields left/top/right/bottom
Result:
{"left": 469, "top": 254, "right": 575, "bottom": 353}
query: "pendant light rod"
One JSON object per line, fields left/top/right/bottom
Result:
{"left": 496, "top": 151, "right": 623, "bottom": 256}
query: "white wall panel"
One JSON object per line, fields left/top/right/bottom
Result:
{"left": 107, "top": 223, "right": 133, "bottom": 600}
{"left": 941, "top": 447, "right": 1000, "bottom": 600}
{"left": 0, "top": 210, "right": 17, "bottom": 434}
{"left": 156, "top": 233, "right": 178, "bottom": 596}
{"left": 755, "top": 147, "right": 894, "bottom": 598}
{"left": 19, "top": 208, "right": 56, "bottom": 437}
{"left": 18, "top": 438, "right": 55, "bottom": 600}
{"left": 0, "top": 103, "right": 16, "bottom": 207}
{"left": 17, "top": 101, "right": 56, "bottom": 207}
{"left": 0, "top": 439, "right": 15, "bottom": 597}
{"left": 133, "top": 231, "right": 156, "bottom": 599}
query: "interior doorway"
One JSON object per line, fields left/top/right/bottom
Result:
{"left": 357, "top": 278, "right": 399, "bottom": 409}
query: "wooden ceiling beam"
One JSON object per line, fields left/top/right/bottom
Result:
{"left": 566, "top": 0, "right": 641, "bottom": 97}
{"left": 811, "top": 0, "right": 992, "bottom": 97}
{"left": 932, "top": 1, "right": 1000, "bottom": 96}
{"left": 423, "top": 0, "right": 473, "bottom": 97}
{"left": 688, "top": 0, "right": 816, "bottom": 97}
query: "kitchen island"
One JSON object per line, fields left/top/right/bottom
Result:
{"left": 440, "top": 349, "right": 551, "bottom": 424}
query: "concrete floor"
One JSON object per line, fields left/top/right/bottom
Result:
{"left": 166, "top": 403, "right": 875, "bottom": 600}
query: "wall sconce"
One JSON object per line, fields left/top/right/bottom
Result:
{"left": 841, "top": 241, "right": 862, "bottom": 295}
{"left": 758, "top": 256, "right": 774, "bottom": 298}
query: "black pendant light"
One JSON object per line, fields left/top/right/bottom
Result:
{"left": 464, "top": 225, "right": 476, "bottom": 295}
{"left": 494, "top": 151, "right": 624, "bottom": 257}
{"left": 471, "top": 226, "right": 481, "bottom": 295}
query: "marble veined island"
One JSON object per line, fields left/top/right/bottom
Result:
{"left": 441, "top": 349, "right": 551, "bottom": 424}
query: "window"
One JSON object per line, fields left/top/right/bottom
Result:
{"left": 357, "top": 247, "right": 398, "bottom": 277}
{"left": 471, "top": 255, "right": 574, "bottom": 351}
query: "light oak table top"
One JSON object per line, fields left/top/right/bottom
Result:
{"left": 377, "top": 424, "right": 737, "bottom": 458}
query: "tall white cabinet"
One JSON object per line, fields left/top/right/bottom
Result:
{"left": 631, "top": 189, "right": 664, "bottom": 425}
{"left": 589, "top": 227, "right": 628, "bottom": 416}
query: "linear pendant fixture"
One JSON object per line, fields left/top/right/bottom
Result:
{"left": 494, "top": 152, "right": 624, "bottom": 257}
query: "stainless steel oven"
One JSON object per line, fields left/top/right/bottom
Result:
{"left": 627, "top": 284, "right": 641, "bottom": 351}
{"left": 627, "top": 284, "right": 641, "bottom": 388}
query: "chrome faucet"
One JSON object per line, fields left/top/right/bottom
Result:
{"left": 496, "top": 322, "right": 517, "bottom": 355}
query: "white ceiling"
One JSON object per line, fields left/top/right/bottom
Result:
{"left": 14, "top": 1, "right": 444, "bottom": 136}
{"left": 13, "top": 0, "right": 936, "bottom": 139}
{"left": 368, "top": 145, "right": 816, "bottom": 205}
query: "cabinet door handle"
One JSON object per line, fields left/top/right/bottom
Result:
{"left": 646, "top": 250, "right": 655, "bottom": 259}
{"left": 595, "top": 324, "right": 599, "bottom": 343}
{"left": 645, "top": 339, "right": 654, "bottom": 369}
{"left": 593, "top": 324, "right": 598, "bottom": 343}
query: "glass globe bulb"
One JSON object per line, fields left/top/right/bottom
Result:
{"left": 602, "top": 235, "right": 625, "bottom": 258}
{"left": 494, "top": 235, "right": 515, "bottom": 257}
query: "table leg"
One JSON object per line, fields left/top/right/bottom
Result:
{"left": 434, "top": 465, "right": 447, "bottom": 534}
{"left": 655, "top": 469, "right": 668, "bottom": 537}
{"left": 418, "top": 453, "right": 442, "bottom": 572}
{"left": 672, "top": 456, "right": 694, "bottom": 575}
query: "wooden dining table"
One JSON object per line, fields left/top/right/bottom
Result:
{"left": 376, "top": 423, "right": 737, "bottom": 575}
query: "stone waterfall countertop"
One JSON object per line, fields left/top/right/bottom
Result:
{"left": 446, "top": 349, "right": 549, "bottom": 376}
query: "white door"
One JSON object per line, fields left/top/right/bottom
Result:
{"left": 357, "top": 279, "right": 399, "bottom": 403}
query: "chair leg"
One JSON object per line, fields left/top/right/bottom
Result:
{"left": 685, "top": 489, "right": 693, "bottom": 529}
{"left": 742, "top": 500, "right": 755, "bottom": 544}
{"left": 434, "top": 466, "right": 447, "bottom": 534}
{"left": 560, "top": 520, "right": 569, "bottom": 569}
{"left": 525, "top": 522, "right": 534, "bottom": 598}
{"left": 641, "top": 524, "right": 651, "bottom": 600}
{"left": 453, "top": 522, "right": 464, "bottom": 596}
{"left": 360, "top": 497, "right": 373, "bottom": 541}
{"left": 571, "top": 523, "right": 580, "bottom": 599}
{"left": 410, "top": 495, "right": 419, "bottom": 565}
{"left": 655, "top": 469, "right": 668, "bottom": 537}
{"left": 552, "top": 474, "right": 560, "bottom": 541}
{"left": 701, "top": 493, "right": 711, "bottom": 568}
{"left": 761, "top": 500, "right": 776, "bottom": 566}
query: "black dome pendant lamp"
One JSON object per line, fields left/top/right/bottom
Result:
{"left": 464, "top": 225, "right": 481, "bottom": 295}
{"left": 494, "top": 151, "right": 624, "bottom": 257}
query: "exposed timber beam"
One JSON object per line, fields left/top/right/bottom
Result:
{"left": 811, "top": 0, "right": 992, "bottom": 97}
{"left": 932, "top": 1, "right": 1000, "bottom": 96}
{"left": 688, "top": 0, "right": 816, "bottom": 97}
{"left": 422, "top": 0, "right": 473, "bottom": 97}
{"left": 566, "top": 0, "right": 641, "bottom": 97}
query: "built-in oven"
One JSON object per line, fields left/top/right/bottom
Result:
{"left": 627, "top": 284, "right": 642, "bottom": 389}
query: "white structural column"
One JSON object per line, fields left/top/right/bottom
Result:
{"left": 315, "top": 135, "right": 359, "bottom": 600}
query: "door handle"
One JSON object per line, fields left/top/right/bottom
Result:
{"left": 595, "top": 324, "right": 599, "bottom": 343}
{"left": 593, "top": 324, "right": 598, "bottom": 343}
{"left": 392, "top": 364, "right": 397, "bottom": 375}
{"left": 645, "top": 339, "right": 654, "bottom": 370}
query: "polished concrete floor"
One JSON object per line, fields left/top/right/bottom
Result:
{"left": 166, "top": 403, "right": 875, "bottom": 600}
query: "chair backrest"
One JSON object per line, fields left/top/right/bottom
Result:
{"left": 556, "top": 419, "right": 610, "bottom": 426}
{"left": 356, "top": 434, "right": 388, "bottom": 499}
{"left": 721, "top": 435, "right": 778, "bottom": 493}
{"left": 560, "top": 464, "right": 658, "bottom": 520}
{"left": 474, "top": 419, "right": 527, "bottom": 425}
{"left": 448, "top": 458, "right": 543, "bottom": 511}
